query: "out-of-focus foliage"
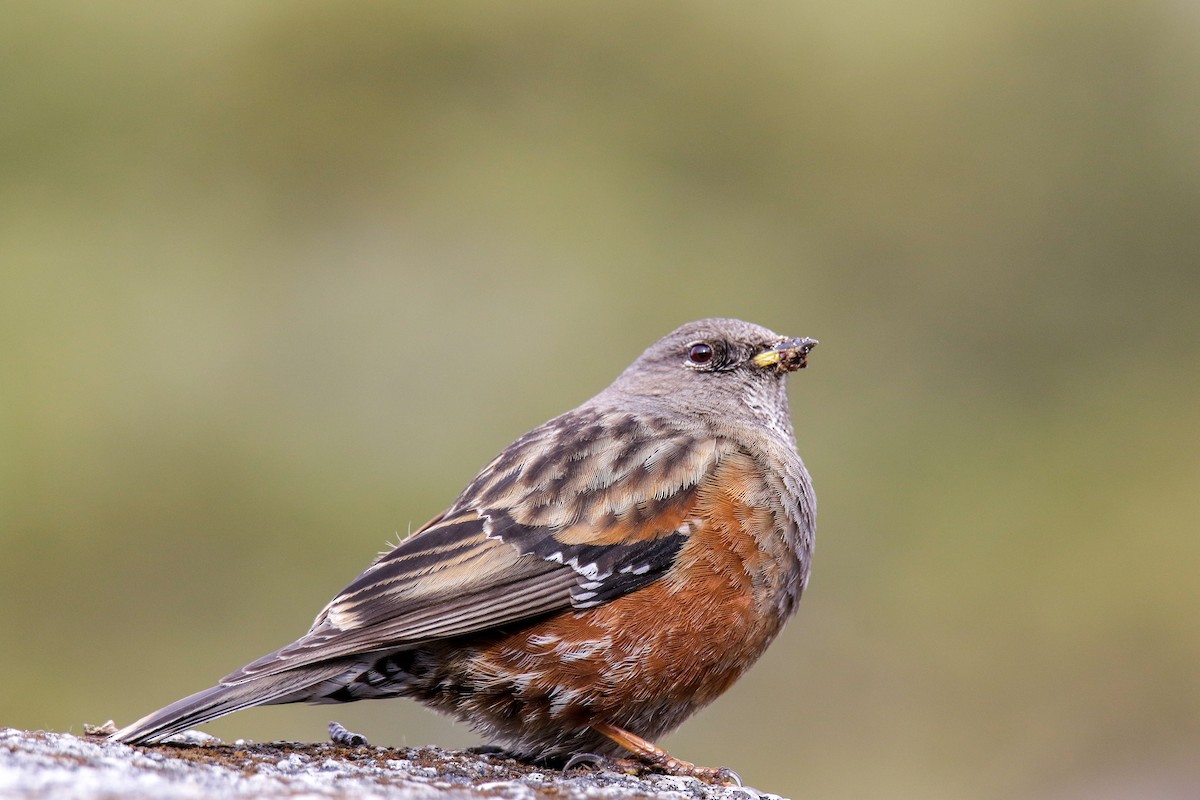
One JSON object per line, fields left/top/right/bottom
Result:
{"left": 2, "top": 3, "right": 1197, "bottom": 798}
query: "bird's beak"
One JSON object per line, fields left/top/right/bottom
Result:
{"left": 751, "top": 337, "right": 819, "bottom": 373}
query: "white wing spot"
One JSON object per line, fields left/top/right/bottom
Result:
{"left": 325, "top": 601, "right": 357, "bottom": 630}
{"left": 481, "top": 511, "right": 499, "bottom": 540}
{"left": 572, "top": 559, "right": 603, "bottom": 580}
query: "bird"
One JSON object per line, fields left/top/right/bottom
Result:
{"left": 111, "top": 317, "right": 818, "bottom": 779}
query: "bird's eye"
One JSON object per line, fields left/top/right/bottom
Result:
{"left": 686, "top": 342, "right": 715, "bottom": 366}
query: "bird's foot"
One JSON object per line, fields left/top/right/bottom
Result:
{"left": 591, "top": 723, "right": 742, "bottom": 785}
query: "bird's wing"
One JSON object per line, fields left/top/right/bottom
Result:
{"left": 224, "top": 409, "right": 729, "bottom": 685}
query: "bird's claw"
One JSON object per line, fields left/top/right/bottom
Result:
{"left": 715, "top": 767, "right": 744, "bottom": 787}
{"left": 563, "top": 752, "right": 608, "bottom": 772}
{"left": 658, "top": 760, "right": 743, "bottom": 786}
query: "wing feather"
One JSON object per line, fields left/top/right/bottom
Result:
{"left": 223, "top": 411, "right": 731, "bottom": 685}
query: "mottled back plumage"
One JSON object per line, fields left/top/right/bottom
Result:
{"left": 112, "top": 318, "right": 818, "bottom": 775}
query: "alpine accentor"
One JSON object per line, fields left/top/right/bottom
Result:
{"left": 112, "top": 318, "right": 818, "bottom": 778}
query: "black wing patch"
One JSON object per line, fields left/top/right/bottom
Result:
{"left": 485, "top": 508, "right": 688, "bottom": 609}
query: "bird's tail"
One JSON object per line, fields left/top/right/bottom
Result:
{"left": 109, "top": 662, "right": 353, "bottom": 745}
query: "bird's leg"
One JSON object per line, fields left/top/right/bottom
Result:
{"left": 593, "top": 723, "right": 741, "bottom": 785}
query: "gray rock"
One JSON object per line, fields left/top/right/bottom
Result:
{"left": 0, "top": 727, "right": 785, "bottom": 800}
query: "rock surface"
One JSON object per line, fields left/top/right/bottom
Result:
{"left": 0, "top": 727, "right": 784, "bottom": 800}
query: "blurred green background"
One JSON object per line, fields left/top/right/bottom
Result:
{"left": 3, "top": 2, "right": 1198, "bottom": 798}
